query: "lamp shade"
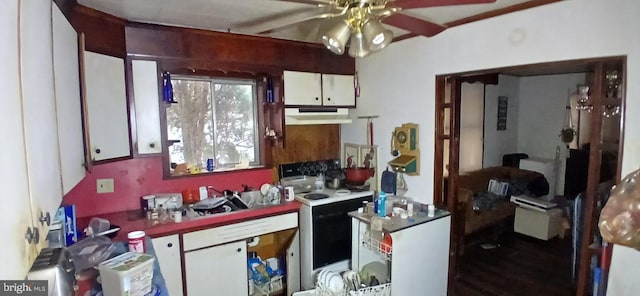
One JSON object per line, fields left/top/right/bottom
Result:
{"left": 362, "top": 19, "right": 393, "bottom": 52}
{"left": 348, "top": 32, "right": 370, "bottom": 58}
{"left": 321, "top": 20, "right": 351, "bottom": 55}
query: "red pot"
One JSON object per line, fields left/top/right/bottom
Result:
{"left": 345, "top": 167, "right": 375, "bottom": 185}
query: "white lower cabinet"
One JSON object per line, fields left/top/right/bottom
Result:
{"left": 180, "top": 212, "right": 300, "bottom": 295}
{"left": 185, "top": 240, "right": 248, "bottom": 295}
{"left": 151, "top": 235, "right": 183, "bottom": 296}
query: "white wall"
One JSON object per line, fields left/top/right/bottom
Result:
{"left": 517, "top": 73, "right": 586, "bottom": 195}
{"left": 341, "top": 0, "right": 640, "bottom": 293}
{"left": 484, "top": 75, "right": 520, "bottom": 167}
{"left": 516, "top": 73, "right": 585, "bottom": 158}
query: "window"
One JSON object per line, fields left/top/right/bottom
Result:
{"left": 165, "top": 76, "right": 260, "bottom": 175}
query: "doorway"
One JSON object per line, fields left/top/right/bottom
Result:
{"left": 434, "top": 57, "right": 625, "bottom": 296}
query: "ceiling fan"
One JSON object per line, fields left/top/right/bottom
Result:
{"left": 237, "top": 0, "right": 496, "bottom": 58}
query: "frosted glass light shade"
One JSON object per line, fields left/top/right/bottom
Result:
{"left": 348, "top": 32, "right": 370, "bottom": 58}
{"left": 362, "top": 19, "right": 392, "bottom": 52}
{"left": 321, "top": 20, "right": 351, "bottom": 55}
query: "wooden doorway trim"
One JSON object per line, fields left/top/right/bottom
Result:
{"left": 435, "top": 75, "right": 462, "bottom": 293}
{"left": 434, "top": 57, "right": 626, "bottom": 296}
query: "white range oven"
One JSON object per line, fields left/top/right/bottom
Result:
{"left": 279, "top": 160, "right": 374, "bottom": 289}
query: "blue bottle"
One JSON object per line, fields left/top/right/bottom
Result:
{"left": 378, "top": 192, "right": 387, "bottom": 217}
{"left": 373, "top": 196, "right": 379, "bottom": 214}
{"left": 266, "top": 77, "right": 275, "bottom": 103}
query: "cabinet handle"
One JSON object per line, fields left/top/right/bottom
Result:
{"left": 237, "top": 248, "right": 242, "bottom": 253}
{"left": 327, "top": 97, "right": 331, "bottom": 101}
{"left": 33, "top": 227, "right": 40, "bottom": 244}
{"left": 149, "top": 143, "right": 155, "bottom": 148}
{"left": 167, "top": 243, "right": 173, "bottom": 248}
{"left": 315, "top": 97, "right": 319, "bottom": 101}
{"left": 39, "top": 211, "right": 51, "bottom": 226}
{"left": 25, "top": 227, "right": 34, "bottom": 244}
{"left": 95, "top": 148, "right": 101, "bottom": 154}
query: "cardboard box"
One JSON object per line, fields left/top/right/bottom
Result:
{"left": 55, "top": 205, "right": 77, "bottom": 246}
{"left": 514, "top": 207, "right": 563, "bottom": 240}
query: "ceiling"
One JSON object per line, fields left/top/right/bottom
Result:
{"left": 76, "top": 0, "right": 555, "bottom": 45}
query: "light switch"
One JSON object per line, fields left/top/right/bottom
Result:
{"left": 97, "top": 178, "right": 114, "bottom": 193}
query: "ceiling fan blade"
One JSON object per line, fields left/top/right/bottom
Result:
{"left": 274, "top": 0, "right": 335, "bottom": 4}
{"left": 393, "top": 0, "right": 496, "bottom": 9}
{"left": 234, "top": 6, "right": 341, "bottom": 34}
{"left": 382, "top": 13, "right": 446, "bottom": 37}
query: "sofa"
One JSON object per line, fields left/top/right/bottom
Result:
{"left": 457, "top": 166, "right": 549, "bottom": 237}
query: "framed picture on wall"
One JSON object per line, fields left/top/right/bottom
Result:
{"left": 497, "top": 96, "right": 508, "bottom": 130}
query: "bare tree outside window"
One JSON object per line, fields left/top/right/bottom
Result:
{"left": 166, "top": 77, "right": 259, "bottom": 173}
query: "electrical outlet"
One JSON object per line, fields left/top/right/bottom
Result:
{"left": 97, "top": 178, "right": 114, "bottom": 193}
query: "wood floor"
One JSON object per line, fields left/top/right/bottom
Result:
{"left": 451, "top": 230, "right": 575, "bottom": 296}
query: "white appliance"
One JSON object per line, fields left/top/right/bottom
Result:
{"left": 279, "top": 159, "right": 377, "bottom": 289}
{"left": 296, "top": 188, "right": 374, "bottom": 289}
{"left": 510, "top": 195, "right": 557, "bottom": 212}
{"left": 284, "top": 108, "right": 352, "bottom": 125}
{"left": 519, "top": 157, "right": 558, "bottom": 201}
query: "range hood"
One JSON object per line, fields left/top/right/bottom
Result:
{"left": 285, "top": 107, "right": 352, "bottom": 125}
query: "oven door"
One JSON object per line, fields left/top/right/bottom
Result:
{"left": 312, "top": 196, "right": 371, "bottom": 269}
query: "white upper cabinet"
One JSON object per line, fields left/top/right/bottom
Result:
{"left": 284, "top": 71, "right": 322, "bottom": 106}
{"left": 321, "top": 74, "right": 355, "bottom": 106}
{"left": 84, "top": 51, "right": 131, "bottom": 161}
{"left": 284, "top": 70, "right": 355, "bottom": 107}
{"left": 20, "top": 0, "right": 63, "bottom": 252}
{"left": 0, "top": 0, "right": 37, "bottom": 279}
{"left": 52, "top": 4, "right": 85, "bottom": 194}
{"left": 132, "top": 60, "right": 162, "bottom": 154}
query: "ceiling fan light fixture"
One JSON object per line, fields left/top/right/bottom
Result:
{"left": 348, "top": 32, "right": 370, "bottom": 58}
{"left": 321, "top": 19, "right": 351, "bottom": 55}
{"left": 362, "top": 19, "right": 393, "bottom": 51}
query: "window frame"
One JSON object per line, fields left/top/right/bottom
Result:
{"left": 160, "top": 72, "right": 267, "bottom": 178}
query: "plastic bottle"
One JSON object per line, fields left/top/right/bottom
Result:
{"left": 377, "top": 192, "right": 387, "bottom": 217}
{"left": 373, "top": 196, "right": 379, "bottom": 214}
{"left": 266, "top": 77, "right": 275, "bottom": 103}
{"left": 315, "top": 173, "right": 325, "bottom": 191}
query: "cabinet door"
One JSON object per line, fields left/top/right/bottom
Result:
{"left": 0, "top": 0, "right": 37, "bottom": 279}
{"left": 286, "top": 230, "right": 301, "bottom": 295}
{"left": 184, "top": 240, "right": 248, "bottom": 295}
{"left": 52, "top": 4, "right": 85, "bottom": 194}
{"left": 20, "top": 0, "right": 62, "bottom": 252}
{"left": 132, "top": 60, "right": 162, "bottom": 154}
{"left": 152, "top": 235, "right": 183, "bottom": 296}
{"left": 322, "top": 74, "right": 355, "bottom": 106}
{"left": 284, "top": 71, "right": 322, "bottom": 106}
{"left": 84, "top": 51, "right": 131, "bottom": 161}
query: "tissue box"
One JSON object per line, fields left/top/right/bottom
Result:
{"left": 98, "top": 252, "right": 155, "bottom": 296}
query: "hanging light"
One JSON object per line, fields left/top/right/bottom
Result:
{"left": 575, "top": 84, "right": 593, "bottom": 111}
{"left": 321, "top": 19, "right": 352, "bottom": 55}
{"left": 319, "top": 3, "right": 394, "bottom": 58}
{"left": 348, "top": 32, "right": 370, "bottom": 58}
{"left": 362, "top": 19, "right": 393, "bottom": 51}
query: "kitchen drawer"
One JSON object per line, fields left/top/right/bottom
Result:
{"left": 183, "top": 212, "right": 298, "bottom": 251}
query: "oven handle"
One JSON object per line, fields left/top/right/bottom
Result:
{"left": 313, "top": 211, "right": 348, "bottom": 221}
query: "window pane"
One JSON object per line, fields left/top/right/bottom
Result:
{"left": 212, "top": 81, "right": 257, "bottom": 169}
{"left": 167, "top": 79, "right": 212, "bottom": 168}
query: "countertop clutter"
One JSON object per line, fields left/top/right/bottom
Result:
{"left": 77, "top": 200, "right": 301, "bottom": 241}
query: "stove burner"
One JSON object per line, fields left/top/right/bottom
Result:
{"left": 304, "top": 193, "right": 330, "bottom": 200}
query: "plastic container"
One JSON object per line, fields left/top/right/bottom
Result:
{"left": 98, "top": 252, "right": 155, "bottom": 296}
{"left": 128, "top": 231, "right": 146, "bottom": 253}
{"left": 377, "top": 192, "right": 387, "bottom": 217}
